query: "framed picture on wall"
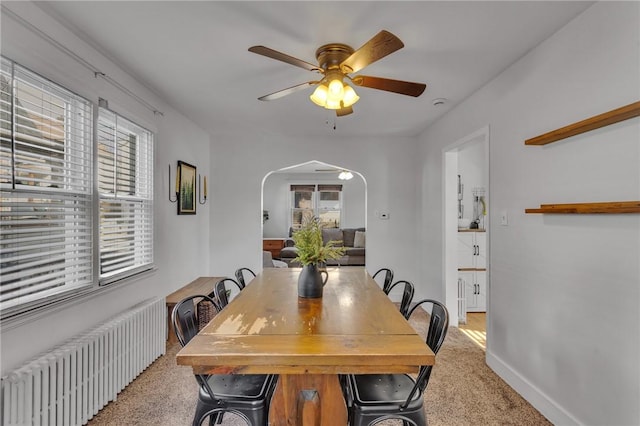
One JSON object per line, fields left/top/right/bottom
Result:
{"left": 177, "top": 160, "right": 196, "bottom": 214}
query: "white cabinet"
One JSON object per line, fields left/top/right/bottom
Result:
{"left": 458, "top": 270, "right": 486, "bottom": 312}
{"left": 457, "top": 231, "right": 486, "bottom": 269}
{"left": 458, "top": 230, "right": 486, "bottom": 313}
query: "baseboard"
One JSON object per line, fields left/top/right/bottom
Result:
{"left": 486, "top": 350, "right": 580, "bottom": 426}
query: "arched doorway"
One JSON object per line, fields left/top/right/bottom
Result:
{"left": 261, "top": 160, "right": 367, "bottom": 266}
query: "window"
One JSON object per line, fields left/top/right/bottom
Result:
{"left": 0, "top": 57, "right": 94, "bottom": 311}
{"left": 317, "top": 185, "right": 342, "bottom": 228}
{"left": 290, "top": 185, "right": 315, "bottom": 230}
{"left": 0, "top": 56, "right": 155, "bottom": 317}
{"left": 290, "top": 184, "right": 342, "bottom": 230}
{"left": 97, "top": 108, "right": 153, "bottom": 283}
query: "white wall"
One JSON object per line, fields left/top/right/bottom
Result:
{"left": 418, "top": 2, "right": 639, "bottom": 425}
{"left": 262, "top": 171, "right": 366, "bottom": 238}
{"left": 208, "top": 130, "right": 420, "bottom": 286}
{"left": 0, "top": 2, "right": 212, "bottom": 373}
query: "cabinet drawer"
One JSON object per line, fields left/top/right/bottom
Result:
{"left": 263, "top": 239, "right": 285, "bottom": 258}
{"left": 263, "top": 240, "right": 285, "bottom": 250}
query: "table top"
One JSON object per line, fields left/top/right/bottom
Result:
{"left": 176, "top": 267, "right": 434, "bottom": 375}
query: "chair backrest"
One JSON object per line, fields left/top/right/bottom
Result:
{"left": 405, "top": 299, "right": 450, "bottom": 403}
{"left": 372, "top": 268, "right": 394, "bottom": 293}
{"left": 386, "top": 280, "right": 415, "bottom": 319}
{"left": 171, "top": 295, "right": 224, "bottom": 404}
{"left": 171, "top": 294, "right": 220, "bottom": 347}
{"left": 234, "top": 267, "right": 256, "bottom": 288}
{"left": 214, "top": 277, "right": 243, "bottom": 309}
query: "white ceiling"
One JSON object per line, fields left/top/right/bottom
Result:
{"left": 35, "top": 1, "right": 593, "bottom": 139}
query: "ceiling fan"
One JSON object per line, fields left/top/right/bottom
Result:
{"left": 248, "top": 30, "right": 426, "bottom": 117}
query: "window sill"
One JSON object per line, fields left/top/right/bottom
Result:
{"left": 1, "top": 266, "right": 158, "bottom": 331}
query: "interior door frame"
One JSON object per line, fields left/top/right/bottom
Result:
{"left": 442, "top": 126, "right": 490, "bottom": 332}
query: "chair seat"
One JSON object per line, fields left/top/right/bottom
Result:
{"left": 200, "top": 374, "right": 273, "bottom": 402}
{"left": 351, "top": 373, "right": 422, "bottom": 406}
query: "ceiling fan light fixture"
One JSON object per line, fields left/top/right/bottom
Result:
{"left": 310, "top": 79, "right": 359, "bottom": 110}
{"left": 310, "top": 84, "right": 329, "bottom": 106}
{"left": 328, "top": 78, "right": 344, "bottom": 98}
{"left": 341, "top": 84, "right": 360, "bottom": 108}
{"left": 338, "top": 170, "right": 354, "bottom": 180}
{"left": 325, "top": 97, "right": 342, "bottom": 110}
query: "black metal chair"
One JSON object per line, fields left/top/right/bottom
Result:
{"left": 214, "top": 277, "right": 244, "bottom": 309}
{"left": 344, "top": 299, "right": 449, "bottom": 426}
{"left": 372, "top": 268, "right": 395, "bottom": 294}
{"left": 235, "top": 267, "right": 256, "bottom": 289}
{"left": 386, "top": 280, "right": 415, "bottom": 319}
{"left": 196, "top": 408, "right": 250, "bottom": 425}
{"left": 171, "top": 295, "right": 277, "bottom": 426}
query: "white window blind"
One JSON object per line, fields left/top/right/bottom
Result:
{"left": 97, "top": 108, "right": 153, "bottom": 283}
{"left": 0, "top": 57, "right": 94, "bottom": 311}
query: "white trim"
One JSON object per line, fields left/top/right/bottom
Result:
{"left": 487, "top": 350, "right": 581, "bottom": 425}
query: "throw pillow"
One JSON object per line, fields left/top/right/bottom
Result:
{"left": 342, "top": 229, "right": 356, "bottom": 247}
{"left": 322, "top": 228, "right": 344, "bottom": 246}
{"left": 353, "top": 231, "right": 366, "bottom": 248}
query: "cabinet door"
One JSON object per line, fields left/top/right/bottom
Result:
{"left": 460, "top": 271, "right": 486, "bottom": 313}
{"left": 457, "top": 233, "right": 476, "bottom": 268}
{"left": 474, "top": 271, "right": 486, "bottom": 312}
{"left": 459, "top": 271, "right": 477, "bottom": 310}
{"left": 475, "top": 233, "right": 486, "bottom": 269}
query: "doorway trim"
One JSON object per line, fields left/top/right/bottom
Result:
{"left": 442, "top": 126, "right": 490, "bottom": 332}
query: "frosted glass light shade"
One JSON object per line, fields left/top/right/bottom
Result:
{"left": 342, "top": 85, "right": 360, "bottom": 108}
{"left": 328, "top": 79, "right": 344, "bottom": 98}
{"left": 310, "top": 84, "right": 329, "bottom": 106}
{"left": 338, "top": 171, "right": 354, "bottom": 180}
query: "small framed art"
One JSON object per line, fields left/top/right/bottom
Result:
{"left": 177, "top": 160, "right": 196, "bottom": 214}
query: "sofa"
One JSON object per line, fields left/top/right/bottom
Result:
{"left": 279, "top": 227, "right": 366, "bottom": 267}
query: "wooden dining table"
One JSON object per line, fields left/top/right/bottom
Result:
{"left": 176, "top": 267, "right": 434, "bottom": 426}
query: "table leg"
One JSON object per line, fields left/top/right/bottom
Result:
{"left": 166, "top": 304, "right": 177, "bottom": 345}
{"left": 269, "top": 374, "right": 347, "bottom": 426}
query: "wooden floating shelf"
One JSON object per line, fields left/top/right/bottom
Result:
{"left": 525, "top": 101, "right": 640, "bottom": 146}
{"left": 525, "top": 201, "right": 640, "bottom": 214}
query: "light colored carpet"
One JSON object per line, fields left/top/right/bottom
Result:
{"left": 86, "top": 309, "right": 550, "bottom": 425}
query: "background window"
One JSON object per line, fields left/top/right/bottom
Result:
{"left": 290, "top": 184, "right": 342, "bottom": 230}
{"left": 317, "top": 185, "right": 342, "bottom": 228}
{"left": 290, "top": 184, "right": 315, "bottom": 230}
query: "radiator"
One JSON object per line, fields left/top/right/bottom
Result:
{"left": 457, "top": 277, "right": 467, "bottom": 324}
{"left": 1, "top": 297, "right": 166, "bottom": 426}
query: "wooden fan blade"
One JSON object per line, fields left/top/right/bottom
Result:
{"left": 249, "top": 46, "right": 321, "bottom": 72}
{"left": 257, "top": 81, "right": 318, "bottom": 101}
{"left": 340, "top": 30, "right": 404, "bottom": 74}
{"left": 352, "top": 75, "right": 426, "bottom": 97}
{"left": 336, "top": 106, "right": 353, "bottom": 117}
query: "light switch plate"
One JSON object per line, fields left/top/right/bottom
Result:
{"left": 500, "top": 210, "right": 508, "bottom": 226}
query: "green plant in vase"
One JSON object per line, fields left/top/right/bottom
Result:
{"left": 293, "top": 217, "right": 345, "bottom": 298}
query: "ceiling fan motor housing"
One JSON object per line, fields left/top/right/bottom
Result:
{"left": 315, "top": 43, "right": 355, "bottom": 72}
